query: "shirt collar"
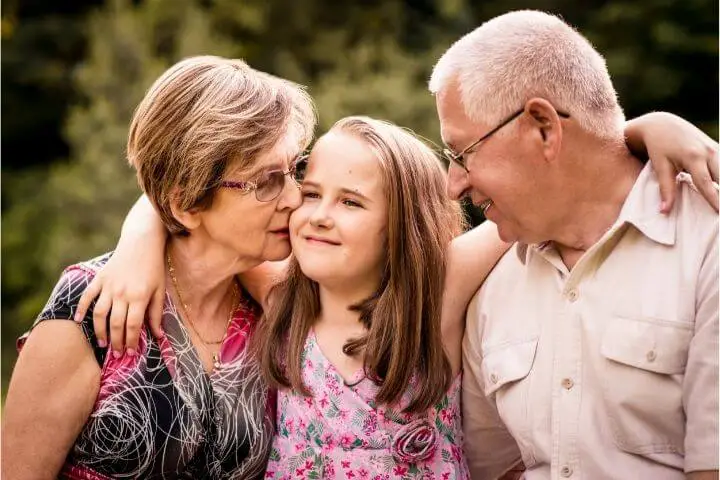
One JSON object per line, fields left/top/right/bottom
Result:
{"left": 515, "top": 241, "right": 553, "bottom": 264}
{"left": 615, "top": 163, "right": 677, "bottom": 246}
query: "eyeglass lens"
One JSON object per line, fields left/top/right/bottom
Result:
{"left": 255, "top": 171, "right": 287, "bottom": 202}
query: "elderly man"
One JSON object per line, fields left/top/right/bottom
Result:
{"left": 430, "top": 10, "right": 719, "bottom": 480}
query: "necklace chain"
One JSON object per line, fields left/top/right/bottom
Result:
{"left": 166, "top": 253, "right": 238, "bottom": 364}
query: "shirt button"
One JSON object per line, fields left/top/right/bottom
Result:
{"left": 646, "top": 350, "right": 657, "bottom": 362}
{"left": 490, "top": 373, "right": 499, "bottom": 384}
{"left": 560, "top": 465, "right": 573, "bottom": 477}
{"left": 566, "top": 289, "right": 579, "bottom": 302}
{"left": 561, "top": 378, "right": 574, "bottom": 390}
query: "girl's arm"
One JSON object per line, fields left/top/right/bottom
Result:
{"left": 74, "top": 194, "right": 288, "bottom": 356}
{"left": 625, "top": 112, "right": 718, "bottom": 212}
{"left": 442, "top": 222, "right": 512, "bottom": 375}
{"left": 237, "top": 259, "right": 290, "bottom": 310}
{"left": 75, "top": 195, "right": 167, "bottom": 357}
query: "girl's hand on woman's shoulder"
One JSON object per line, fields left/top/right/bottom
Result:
{"left": 75, "top": 195, "right": 167, "bottom": 358}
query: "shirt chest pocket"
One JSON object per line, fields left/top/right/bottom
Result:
{"left": 481, "top": 338, "right": 539, "bottom": 396}
{"left": 481, "top": 337, "right": 540, "bottom": 467}
{"left": 600, "top": 315, "right": 692, "bottom": 455}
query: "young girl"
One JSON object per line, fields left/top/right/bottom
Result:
{"left": 258, "top": 116, "right": 471, "bottom": 477}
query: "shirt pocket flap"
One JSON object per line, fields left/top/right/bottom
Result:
{"left": 600, "top": 316, "right": 693, "bottom": 375}
{"left": 481, "top": 337, "right": 539, "bottom": 396}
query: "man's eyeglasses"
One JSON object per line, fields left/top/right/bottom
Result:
{"left": 442, "top": 108, "right": 570, "bottom": 172}
{"left": 220, "top": 152, "right": 309, "bottom": 202}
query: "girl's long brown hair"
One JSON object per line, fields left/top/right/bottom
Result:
{"left": 256, "top": 116, "right": 465, "bottom": 413}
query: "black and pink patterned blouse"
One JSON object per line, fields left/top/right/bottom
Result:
{"left": 18, "top": 253, "right": 273, "bottom": 479}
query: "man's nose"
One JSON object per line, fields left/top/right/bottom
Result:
{"left": 446, "top": 163, "right": 470, "bottom": 201}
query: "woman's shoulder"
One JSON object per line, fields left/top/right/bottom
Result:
{"left": 37, "top": 252, "right": 114, "bottom": 316}
{"left": 62, "top": 252, "right": 114, "bottom": 278}
{"left": 17, "top": 252, "right": 115, "bottom": 361}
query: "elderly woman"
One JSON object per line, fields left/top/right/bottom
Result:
{"left": 2, "top": 56, "right": 315, "bottom": 479}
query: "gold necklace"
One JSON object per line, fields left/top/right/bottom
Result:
{"left": 167, "top": 252, "right": 238, "bottom": 367}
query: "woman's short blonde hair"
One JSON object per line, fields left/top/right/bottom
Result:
{"left": 127, "top": 55, "right": 316, "bottom": 234}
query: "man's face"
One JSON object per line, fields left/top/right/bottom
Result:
{"left": 436, "top": 84, "right": 551, "bottom": 244}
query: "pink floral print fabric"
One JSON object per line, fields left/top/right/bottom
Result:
{"left": 265, "top": 330, "right": 470, "bottom": 479}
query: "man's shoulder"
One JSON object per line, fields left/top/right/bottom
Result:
{"left": 485, "top": 243, "right": 533, "bottom": 281}
{"left": 466, "top": 245, "right": 527, "bottom": 318}
{"left": 464, "top": 245, "right": 538, "bottom": 355}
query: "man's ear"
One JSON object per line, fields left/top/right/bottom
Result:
{"left": 169, "top": 188, "right": 202, "bottom": 232}
{"left": 524, "top": 97, "right": 563, "bottom": 162}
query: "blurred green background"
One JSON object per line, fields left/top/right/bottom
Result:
{"left": 2, "top": 0, "right": 717, "bottom": 396}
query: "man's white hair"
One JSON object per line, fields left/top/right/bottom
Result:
{"left": 429, "top": 10, "right": 625, "bottom": 139}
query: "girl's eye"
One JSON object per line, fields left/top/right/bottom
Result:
{"left": 302, "top": 191, "right": 320, "bottom": 199}
{"left": 342, "top": 199, "right": 362, "bottom": 208}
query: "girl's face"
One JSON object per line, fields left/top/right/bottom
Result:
{"left": 289, "top": 130, "right": 388, "bottom": 295}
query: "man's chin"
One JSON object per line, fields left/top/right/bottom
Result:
{"left": 495, "top": 222, "right": 521, "bottom": 244}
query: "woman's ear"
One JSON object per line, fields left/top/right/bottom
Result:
{"left": 169, "top": 188, "right": 202, "bottom": 232}
{"left": 524, "top": 97, "right": 563, "bottom": 162}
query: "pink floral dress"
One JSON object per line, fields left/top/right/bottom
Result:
{"left": 265, "top": 330, "right": 469, "bottom": 479}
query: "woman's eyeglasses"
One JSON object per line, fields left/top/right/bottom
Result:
{"left": 219, "top": 152, "right": 309, "bottom": 202}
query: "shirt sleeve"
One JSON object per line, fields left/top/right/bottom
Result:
{"left": 463, "top": 293, "right": 523, "bottom": 479}
{"left": 683, "top": 226, "right": 719, "bottom": 472}
{"left": 17, "top": 263, "right": 107, "bottom": 365}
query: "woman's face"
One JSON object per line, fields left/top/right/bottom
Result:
{"left": 290, "top": 130, "right": 388, "bottom": 294}
{"left": 195, "top": 135, "right": 303, "bottom": 265}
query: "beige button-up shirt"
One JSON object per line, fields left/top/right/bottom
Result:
{"left": 463, "top": 165, "right": 719, "bottom": 479}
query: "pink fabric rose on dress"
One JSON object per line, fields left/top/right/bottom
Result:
{"left": 391, "top": 419, "right": 439, "bottom": 464}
